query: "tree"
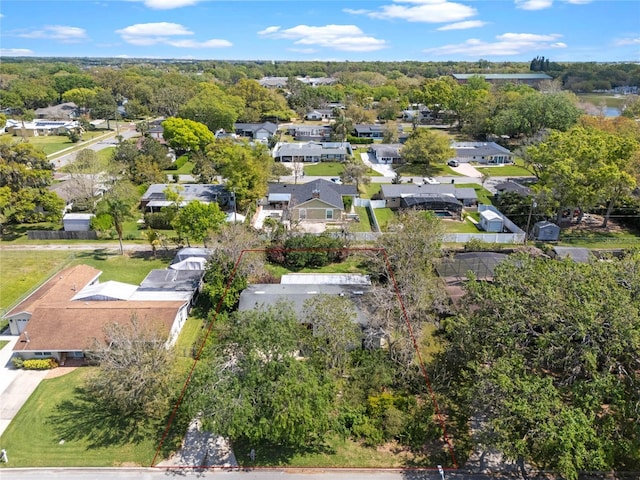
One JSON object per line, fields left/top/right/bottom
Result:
{"left": 161, "top": 117, "right": 214, "bottom": 154}
{"left": 192, "top": 302, "right": 333, "bottom": 448}
{"left": 95, "top": 182, "right": 136, "bottom": 254}
{"left": 332, "top": 109, "right": 353, "bottom": 141}
{"left": 440, "top": 254, "right": 640, "bottom": 478}
{"left": 228, "top": 78, "right": 292, "bottom": 122}
{"left": 400, "top": 128, "right": 454, "bottom": 167}
{"left": 340, "top": 157, "right": 371, "bottom": 191}
{"left": 382, "top": 121, "right": 399, "bottom": 144}
{"left": 89, "top": 88, "right": 118, "bottom": 129}
{"left": 303, "top": 294, "right": 361, "bottom": 373}
{"left": 178, "top": 83, "right": 244, "bottom": 132}
{"left": 85, "top": 315, "right": 177, "bottom": 420}
{"left": 62, "top": 87, "right": 97, "bottom": 112}
{"left": 171, "top": 200, "right": 226, "bottom": 247}
{"left": 207, "top": 139, "right": 273, "bottom": 209}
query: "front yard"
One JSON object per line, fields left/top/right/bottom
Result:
{"left": 24, "top": 131, "right": 108, "bottom": 156}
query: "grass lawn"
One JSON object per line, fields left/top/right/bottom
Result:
{"left": 373, "top": 208, "right": 395, "bottom": 231}
{"left": 26, "top": 131, "right": 107, "bottom": 156}
{"left": 395, "top": 163, "right": 462, "bottom": 177}
{"left": 0, "top": 368, "right": 158, "bottom": 467}
{"left": 0, "top": 250, "right": 76, "bottom": 314}
{"left": 351, "top": 207, "right": 372, "bottom": 232}
{"left": 163, "top": 160, "right": 195, "bottom": 176}
{"left": 475, "top": 158, "right": 533, "bottom": 177}
{"left": 443, "top": 218, "right": 480, "bottom": 234}
{"left": 233, "top": 434, "right": 430, "bottom": 468}
{"left": 577, "top": 93, "right": 626, "bottom": 109}
{"left": 303, "top": 162, "right": 344, "bottom": 176}
{"left": 0, "top": 340, "right": 9, "bottom": 351}
{"left": 95, "top": 146, "right": 115, "bottom": 162}
{"left": 360, "top": 183, "right": 382, "bottom": 199}
{"left": 455, "top": 183, "right": 495, "bottom": 206}
{"left": 68, "top": 250, "right": 171, "bottom": 284}
{"left": 556, "top": 230, "right": 640, "bottom": 249}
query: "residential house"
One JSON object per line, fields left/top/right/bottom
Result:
{"left": 34, "top": 102, "right": 78, "bottom": 120}
{"left": 494, "top": 180, "right": 532, "bottom": 197}
{"left": 352, "top": 124, "right": 385, "bottom": 139}
{"left": 234, "top": 122, "right": 278, "bottom": 141}
{"left": 5, "top": 119, "right": 81, "bottom": 137}
{"left": 452, "top": 73, "right": 552, "bottom": 87}
{"left": 273, "top": 142, "right": 352, "bottom": 162}
{"left": 451, "top": 142, "right": 513, "bottom": 165}
{"left": 380, "top": 184, "right": 478, "bottom": 209}
{"left": 368, "top": 144, "right": 403, "bottom": 164}
{"left": 266, "top": 179, "right": 358, "bottom": 222}
{"left": 287, "top": 125, "right": 332, "bottom": 142}
{"left": 305, "top": 109, "right": 335, "bottom": 121}
{"left": 140, "top": 184, "right": 233, "bottom": 212}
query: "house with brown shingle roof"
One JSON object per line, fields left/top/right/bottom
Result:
{"left": 6, "top": 264, "right": 192, "bottom": 363}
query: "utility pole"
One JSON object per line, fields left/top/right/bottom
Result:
{"left": 525, "top": 199, "right": 537, "bottom": 245}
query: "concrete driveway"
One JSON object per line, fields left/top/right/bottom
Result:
{"left": 0, "top": 336, "right": 48, "bottom": 436}
{"left": 450, "top": 163, "right": 482, "bottom": 178}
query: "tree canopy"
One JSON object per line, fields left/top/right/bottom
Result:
{"left": 161, "top": 117, "right": 214, "bottom": 153}
{"left": 400, "top": 128, "right": 454, "bottom": 166}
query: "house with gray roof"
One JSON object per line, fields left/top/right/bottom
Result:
{"left": 234, "top": 122, "right": 278, "bottom": 141}
{"left": 380, "top": 183, "right": 478, "bottom": 208}
{"left": 287, "top": 125, "right": 332, "bottom": 141}
{"left": 452, "top": 73, "right": 552, "bottom": 87}
{"left": 273, "top": 142, "right": 352, "bottom": 162}
{"left": 140, "top": 184, "right": 232, "bottom": 212}
{"left": 353, "top": 124, "right": 385, "bottom": 138}
{"left": 267, "top": 179, "right": 358, "bottom": 222}
{"left": 451, "top": 142, "right": 513, "bottom": 165}
{"left": 305, "top": 109, "right": 335, "bottom": 121}
{"left": 34, "top": 102, "right": 79, "bottom": 120}
{"left": 368, "top": 144, "right": 403, "bottom": 164}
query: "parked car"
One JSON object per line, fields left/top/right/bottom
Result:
{"left": 330, "top": 177, "right": 343, "bottom": 184}
{"left": 447, "top": 159, "right": 459, "bottom": 167}
{"left": 423, "top": 177, "right": 440, "bottom": 185}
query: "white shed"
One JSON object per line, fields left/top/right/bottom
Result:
{"left": 479, "top": 210, "right": 504, "bottom": 233}
{"left": 63, "top": 213, "right": 94, "bottom": 232}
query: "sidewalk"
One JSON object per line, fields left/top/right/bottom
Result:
{"left": 0, "top": 336, "right": 48, "bottom": 437}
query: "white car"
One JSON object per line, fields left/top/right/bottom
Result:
{"left": 423, "top": 177, "right": 440, "bottom": 185}
{"left": 330, "top": 177, "right": 343, "bottom": 184}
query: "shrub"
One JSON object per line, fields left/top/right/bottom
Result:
{"left": 347, "top": 135, "right": 374, "bottom": 145}
{"left": 268, "top": 234, "right": 349, "bottom": 270}
{"left": 144, "top": 211, "right": 174, "bottom": 230}
{"left": 11, "top": 355, "right": 24, "bottom": 369}
{"left": 23, "top": 358, "right": 58, "bottom": 370}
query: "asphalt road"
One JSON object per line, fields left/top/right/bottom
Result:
{"left": 0, "top": 467, "right": 499, "bottom": 480}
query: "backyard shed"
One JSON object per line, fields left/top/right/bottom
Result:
{"left": 479, "top": 210, "right": 504, "bottom": 232}
{"left": 533, "top": 221, "right": 560, "bottom": 241}
{"left": 63, "top": 213, "right": 94, "bottom": 232}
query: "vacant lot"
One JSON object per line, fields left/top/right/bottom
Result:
{"left": 303, "top": 162, "right": 345, "bottom": 176}
{"left": 25, "top": 131, "right": 107, "bottom": 155}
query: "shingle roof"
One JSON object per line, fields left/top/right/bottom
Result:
{"left": 380, "top": 184, "right": 477, "bottom": 202}
{"left": 5, "top": 265, "right": 102, "bottom": 318}
{"left": 141, "top": 184, "right": 229, "bottom": 203}
{"left": 354, "top": 124, "right": 384, "bottom": 134}
{"left": 234, "top": 122, "right": 278, "bottom": 135}
{"left": 268, "top": 179, "right": 357, "bottom": 209}
{"left": 139, "top": 269, "right": 204, "bottom": 291}
{"left": 274, "top": 142, "right": 350, "bottom": 158}
{"left": 13, "top": 301, "right": 186, "bottom": 352}
{"left": 452, "top": 142, "right": 512, "bottom": 158}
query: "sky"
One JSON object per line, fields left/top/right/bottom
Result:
{"left": 0, "top": 0, "right": 638, "bottom": 62}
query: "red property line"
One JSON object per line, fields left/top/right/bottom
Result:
{"left": 151, "top": 247, "right": 457, "bottom": 469}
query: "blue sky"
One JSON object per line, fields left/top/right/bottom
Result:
{"left": 1, "top": 0, "right": 638, "bottom": 62}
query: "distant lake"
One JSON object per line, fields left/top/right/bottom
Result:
{"left": 577, "top": 94, "right": 624, "bottom": 117}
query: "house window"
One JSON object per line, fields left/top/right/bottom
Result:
{"left": 35, "top": 352, "right": 52, "bottom": 357}
{"left": 326, "top": 209, "right": 334, "bottom": 220}
{"left": 299, "top": 209, "right": 307, "bottom": 220}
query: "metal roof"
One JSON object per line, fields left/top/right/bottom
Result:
{"left": 139, "top": 269, "right": 204, "bottom": 291}
{"left": 280, "top": 273, "right": 371, "bottom": 285}
{"left": 71, "top": 280, "right": 138, "bottom": 301}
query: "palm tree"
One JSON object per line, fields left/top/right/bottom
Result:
{"left": 98, "top": 196, "right": 133, "bottom": 255}
{"left": 332, "top": 109, "right": 352, "bottom": 141}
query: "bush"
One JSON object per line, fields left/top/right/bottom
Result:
{"left": 11, "top": 355, "right": 24, "bottom": 369}
{"left": 267, "top": 234, "right": 349, "bottom": 270}
{"left": 22, "top": 358, "right": 58, "bottom": 370}
{"left": 347, "top": 135, "right": 374, "bottom": 145}
{"left": 144, "top": 211, "right": 174, "bottom": 230}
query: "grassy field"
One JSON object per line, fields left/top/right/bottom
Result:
{"left": 163, "top": 159, "right": 195, "bottom": 176}
{"left": 95, "top": 146, "right": 115, "bottom": 162}
{"left": 556, "top": 230, "right": 640, "bottom": 249}
{"left": 68, "top": 250, "right": 171, "bottom": 284}
{"left": 0, "top": 368, "right": 158, "bottom": 467}
{"left": 360, "top": 183, "right": 383, "bottom": 199}
{"left": 0, "top": 340, "right": 9, "bottom": 351}
{"left": 577, "top": 93, "right": 626, "bottom": 109}
{"left": 303, "top": 162, "right": 345, "bottom": 177}
{"left": 475, "top": 163, "right": 532, "bottom": 177}
{"left": 350, "top": 207, "right": 373, "bottom": 232}
{"left": 373, "top": 208, "right": 395, "bottom": 231}
{"left": 25, "top": 131, "right": 107, "bottom": 155}
{"left": 0, "top": 250, "right": 76, "bottom": 314}
{"left": 443, "top": 218, "right": 480, "bottom": 234}
{"left": 395, "top": 163, "right": 462, "bottom": 176}
{"left": 455, "top": 183, "right": 495, "bottom": 205}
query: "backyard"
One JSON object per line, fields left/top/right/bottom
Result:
{"left": 24, "top": 131, "right": 109, "bottom": 156}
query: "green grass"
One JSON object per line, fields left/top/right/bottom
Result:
{"left": 455, "top": 183, "right": 495, "bottom": 206}
{"left": 556, "top": 230, "right": 640, "bottom": 249}
{"left": 0, "top": 368, "right": 158, "bottom": 467}
{"left": 395, "top": 163, "right": 462, "bottom": 176}
{"left": 577, "top": 93, "right": 626, "bottom": 109}
{"left": 360, "top": 183, "right": 382, "bottom": 199}
{"left": 233, "top": 434, "right": 429, "bottom": 468}
{"left": 163, "top": 160, "right": 195, "bottom": 176}
{"left": 0, "top": 340, "right": 9, "bottom": 351}
{"left": 174, "top": 315, "right": 204, "bottom": 360}
{"left": 350, "top": 207, "right": 372, "bottom": 232}
{"left": 443, "top": 218, "right": 481, "bottom": 234}
{"left": 68, "top": 251, "right": 171, "bottom": 284}
{"left": 25, "top": 131, "right": 107, "bottom": 156}
{"left": 265, "top": 256, "right": 370, "bottom": 279}
{"left": 0, "top": 250, "right": 76, "bottom": 314}
{"left": 373, "top": 208, "right": 395, "bottom": 231}
{"left": 95, "top": 147, "right": 115, "bottom": 162}
{"left": 303, "top": 162, "right": 345, "bottom": 176}
{"left": 475, "top": 163, "right": 532, "bottom": 177}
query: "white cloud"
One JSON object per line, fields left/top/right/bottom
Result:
{"left": 116, "top": 22, "right": 231, "bottom": 48}
{"left": 258, "top": 24, "right": 387, "bottom": 52}
{"left": 564, "top": 0, "right": 593, "bottom": 4}
{"left": 437, "top": 20, "right": 487, "bottom": 31}
{"left": 0, "top": 48, "right": 34, "bottom": 56}
{"left": 424, "top": 32, "right": 566, "bottom": 56}
{"left": 614, "top": 36, "right": 640, "bottom": 46}
{"left": 18, "top": 25, "right": 87, "bottom": 43}
{"left": 343, "top": 8, "right": 370, "bottom": 15}
{"left": 361, "top": 0, "right": 477, "bottom": 23}
{"left": 135, "top": 0, "right": 204, "bottom": 9}
{"left": 515, "top": 0, "right": 553, "bottom": 10}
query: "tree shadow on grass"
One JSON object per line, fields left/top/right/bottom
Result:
{"left": 73, "top": 249, "right": 115, "bottom": 262}
{"left": 48, "top": 386, "right": 162, "bottom": 449}
{"left": 231, "top": 437, "right": 335, "bottom": 467}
